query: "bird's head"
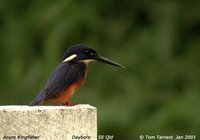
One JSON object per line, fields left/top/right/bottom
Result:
{"left": 62, "top": 44, "right": 125, "bottom": 68}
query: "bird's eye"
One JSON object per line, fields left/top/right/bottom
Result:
{"left": 90, "top": 51, "right": 97, "bottom": 56}
{"left": 84, "top": 49, "right": 90, "bottom": 54}
{"left": 84, "top": 49, "right": 96, "bottom": 56}
{"left": 90, "top": 52, "right": 94, "bottom": 56}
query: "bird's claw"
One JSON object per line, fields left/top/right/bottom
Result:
{"left": 65, "top": 101, "right": 77, "bottom": 106}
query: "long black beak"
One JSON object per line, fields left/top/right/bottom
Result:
{"left": 94, "top": 55, "right": 125, "bottom": 68}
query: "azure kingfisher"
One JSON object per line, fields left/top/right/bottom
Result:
{"left": 29, "top": 44, "right": 124, "bottom": 106}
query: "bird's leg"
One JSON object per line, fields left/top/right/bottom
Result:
{"left": 65, "top": 101, "right": 76, "bottom": 106}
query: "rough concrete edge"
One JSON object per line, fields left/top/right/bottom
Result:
{"left": 0, "top": 104, "right": 96, "bottom": 111}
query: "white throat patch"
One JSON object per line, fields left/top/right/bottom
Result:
{"left": 80, "top": 59, "right": 95, "bottom": 64}
{"left": 62, "top": 54, "right": 77, "bottom": 63}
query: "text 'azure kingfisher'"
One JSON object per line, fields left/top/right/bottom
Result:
{"left": 29, "top": 44, "right": 124, "bottom": 106}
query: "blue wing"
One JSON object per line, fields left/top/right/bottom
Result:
{"left": 29, "top": 62, "right": 86, "bottom": 105}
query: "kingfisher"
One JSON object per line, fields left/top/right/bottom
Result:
{"left": 29, "top": 44, "right": 124, "bottom": 106}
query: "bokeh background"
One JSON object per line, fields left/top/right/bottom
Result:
{"left": 0, "top": 0, "right": 200, "bottom": 139}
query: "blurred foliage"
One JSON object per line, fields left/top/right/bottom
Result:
{"left": 0, "top": 0, "right": 200, "bottom": 139}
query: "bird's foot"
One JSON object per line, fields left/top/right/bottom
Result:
{"left": 65, "top": 101, "right": 76, "bottom": 106}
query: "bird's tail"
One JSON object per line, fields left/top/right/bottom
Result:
{"left": 29, "top": 90, "right": 46, "bottom": 106}
{"left": 29, "top": 99, "right": 41, "bottom": 106}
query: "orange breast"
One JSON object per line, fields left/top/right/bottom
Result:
{"left": 44, "top": 66, "right": 88, "bottom": 105}
{"left": 45, "top": 78, "right": 86, "bottom": 104}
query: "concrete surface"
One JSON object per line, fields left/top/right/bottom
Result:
{"left": 0, "top": 105, "right": 97, "bottom": 140}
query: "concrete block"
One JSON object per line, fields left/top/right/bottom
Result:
{"left": 0, "top": 105, "right": 97, "bottom": 140}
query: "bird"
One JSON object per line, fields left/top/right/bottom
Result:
{"left": 29, "top": 44, "right": 124, "bottom": 106}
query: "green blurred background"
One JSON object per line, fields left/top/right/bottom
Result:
{"left": 0, "top": 0, "right": 200, "bottom": 139}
